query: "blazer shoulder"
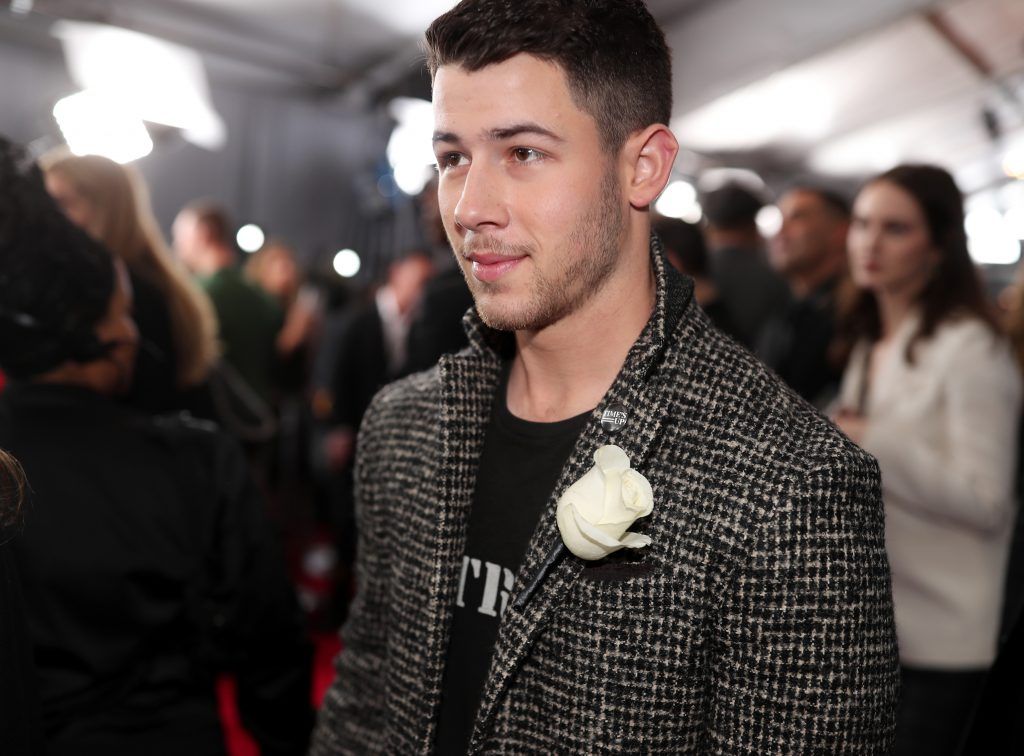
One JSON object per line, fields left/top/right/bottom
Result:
{"left": 359, "top": 363, "right": 443, "bottom": 439}
{"left": 668, "top": 302, "right": 854, "bottom": 474}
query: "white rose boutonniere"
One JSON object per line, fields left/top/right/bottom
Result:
{"left": 555, "top": 444, "right": 654, "bottom": 561}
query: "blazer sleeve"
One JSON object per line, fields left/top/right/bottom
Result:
{"left": 860, "top": 323, "right": 1022, "bottom": 532}
{"left": 310, "top": 397, "right": 392, "bottom": 755}
{"left": 705, "top": 451, "right": 900, "bottom": 754}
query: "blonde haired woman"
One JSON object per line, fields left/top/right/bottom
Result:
{"left": 41, "top": 150, "right": 218, "bottom": 411}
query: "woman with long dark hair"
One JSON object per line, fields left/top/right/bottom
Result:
{"left": 833, "top": 164, "right": 1022, "bottom": 755}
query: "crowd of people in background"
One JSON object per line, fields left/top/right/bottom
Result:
{"left": 2, "top": 125, "right": 1024, "bottom": 753}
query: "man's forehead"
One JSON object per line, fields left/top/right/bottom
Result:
{"left": 783, "top": 190, "right": 826, "bottom": 213}
{"left": 432, "top": 56, "right": 584, "bottom": 140}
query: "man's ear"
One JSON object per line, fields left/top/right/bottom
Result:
{"left": 622, "top": 124, "right": 679, "bottom": 210}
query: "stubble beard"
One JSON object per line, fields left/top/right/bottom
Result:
{"left": 450, "top": 166, "right": 626, "bottom": 333}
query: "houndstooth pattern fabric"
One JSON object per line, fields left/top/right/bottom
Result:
{"left": 310, "top": 239, "right": 900, "bottom": 755}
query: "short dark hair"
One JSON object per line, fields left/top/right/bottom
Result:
{"left": 182, "top": 199, "right": 233, "bottom": 248}
{"left": 424, "top": 0, "right": 672, "bottom": 153}
{"left": 652, "top": 216, "right": 709, "bottom": 277}
{"left": 0, "top": 448, "right": 26, "bottom": 534}
{"left": 780, "top": 184, "right": 851, "bottom": 220}
{"left": 700, "top": 183, "right": 764, "bottom": 230}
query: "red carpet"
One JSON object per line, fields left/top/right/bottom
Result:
{"left": 217, "top": 633, "right": 342, "bottom": 755}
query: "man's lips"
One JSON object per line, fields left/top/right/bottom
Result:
{"left": 466, "top": 252, "right": 526, "bottom": 283}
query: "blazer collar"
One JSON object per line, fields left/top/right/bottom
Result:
{"left": 406, "top": 235, "right": 693, "bottom": 752}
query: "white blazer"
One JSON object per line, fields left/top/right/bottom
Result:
{"left": 838, "top": 312, "right": 1022, "bottom": 668}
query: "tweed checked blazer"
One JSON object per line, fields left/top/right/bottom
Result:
{"left": 311, "top": 241, "right": 900, "bottom": 755}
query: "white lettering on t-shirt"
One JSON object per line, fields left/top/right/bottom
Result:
{"left": 456, "top": 555, "right": 517, "bottom": 619}
{"left": 456, "top": 556, "right": 482, "bottom": 608}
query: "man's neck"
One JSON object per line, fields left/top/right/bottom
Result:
{"left": 505, "top": 235, "right": 656, "bottom": 423}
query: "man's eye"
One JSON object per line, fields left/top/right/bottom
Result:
{"left": 511, "top": 147, "right": 543, "bottom": 163}
{"left": 437, "top": 153, "right": 467, "bottom": 170}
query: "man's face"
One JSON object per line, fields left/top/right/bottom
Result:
{"left": 432, "top": 54, "right": 625, "bottom": 332}
{"left": 770, "top": 189, "right": 844, "bottom": 278}
{"left": 172, "top": 211, "right": 202, "bottom": 271}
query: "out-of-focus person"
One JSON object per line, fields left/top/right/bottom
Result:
{"left": 173, "top": 201, "right": 283, "bottom": 405}
{"left": 652, "top": 214, "right": 741, "bottom": 341}
{"left": 0, "top": 138, "right": 312, "bottom": 756}
{"left": 246, "top": 239, "right": 324, "bottom": 515}
{"left": 757, "top": 185, "right": 850, "bottom": 406}
{"left": 246, "top": 239, "right": 323, "bottom": 384}
{"left": 319, "top": 250, "right": 434, "bottom": 622}
{"left": 832, "top": 164, "right": 1022, "bottom": 756}
{"left": 403, "top": 176, "right": 474, "bottom": 374}
{"left": 0, "top": 448, "right": 43, "bottom": 756}
{"left": 323, "top": 250, "right": 435, "bottom": 473}
{"left": 40, "top": 150, "right": 218, "bottom": 413}
{"left": 701, "top": 181, "right": 791, "bottom": 349}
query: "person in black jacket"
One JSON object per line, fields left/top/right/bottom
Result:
{"left": 0, "top": 136, "right": 312, "bottom": 756}
{"left": 0, "top": 448, "right": 44, "bottom": 756}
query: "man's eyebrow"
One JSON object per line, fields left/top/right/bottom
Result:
{"left": 486, "top": 123, "right": 564, "bottom": 143}
{"left": 432, "top": 130, "right": 461, "bottom": 145}
{"left": 432, "top": 123, "right": 564, "bottom": 145}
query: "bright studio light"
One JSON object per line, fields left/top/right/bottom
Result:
{"left": 53, "top": 90, "right": 153, "bottom": 163}
{"left": 236, "top": 224, "right": 265, "bottom": 253}
{"left": 386, "top": 97, "right": 435, "bottom": 196}
{"left": 333, "top": 249, "right": 361, "bottom": 278}
{"left": 1003, "top": 143, "right": 1024, "bottom": 180}
{"left": 966, "top": 205, "right": 1021, "bottom": 266}
{"left": 53, "top": 21, "right": 226, "bottom": 150}
{"left": 655, "top": 180, "right": 702, "bottom": 223}
{"left": 1005, "top": 207, "right": 1024, "bottom": 242}
{"left": 756, "top": 205, "right": 783, "bottom": 238}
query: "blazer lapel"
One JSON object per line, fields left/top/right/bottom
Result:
{"left": 400, "top": 342, "right": 504, "bottom": 753}
{"left": 467, "top": 242, "right": 693, "bottom": 752}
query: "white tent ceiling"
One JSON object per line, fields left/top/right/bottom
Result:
{"left": 5, "top": 0, "right": 1023, "bottom": 194}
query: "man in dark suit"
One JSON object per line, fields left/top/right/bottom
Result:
{"left": 311, "top": 1, "right": 899, "bottom": 753}
{"left": 320, "top": 251, "right": 433, "bottom": 620}
{"left": 701, "top": 182, "right": 791, "bottom": 349}
{"left": 756, "top": 185, "right": 851, "bottom": 407}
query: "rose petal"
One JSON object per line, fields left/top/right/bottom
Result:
{"left": 621, "top": 469, "right": 654, "bottom": 517}
{"left": 618, "top": 532, "right": 652, "bottom": 549}
{"left": 600, "top": 468, "right": 623, "bottom": 522}
{"left": 558, "top": 467, "right": 606, "bottom": 522}
{"left": 571, "top": 504, "right": 623, "bottom": 549}
{"left": 594, "top": 445, "right": 630, "bottom": 473}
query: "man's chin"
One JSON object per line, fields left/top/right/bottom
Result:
{"left": 474, "top": 297, "right": 530, "bottom": 333}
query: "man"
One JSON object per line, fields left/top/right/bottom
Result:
{"left": 311, "top": 1, "right": 899, "bottom": 753}
{"left": 404, "top": 178, "right": 475, "bottom": 374}
{"left": 319, "top": 250, "right": 434, "bottom": 621}
{"left": 652, "top": 214, "right": 740, "bottom": 342}
{"left": 323, "top": 250, "right": 436, "bottom": 473}
{"left": 173, "top": 201, "right": 282, "bottom": 403}
{"left": 757, "top": 185, "right": 851, "bottom": 406}
{"left": 701, "top": 182, "right": 791, "bottom": 349}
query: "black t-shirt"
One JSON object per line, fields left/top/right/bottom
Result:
{"left": 434, "top": 366, "right": 590, "bottom": 755}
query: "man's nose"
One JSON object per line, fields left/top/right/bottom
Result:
{"left": 453, "top": 163, "right": 508, "bottom": 232}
